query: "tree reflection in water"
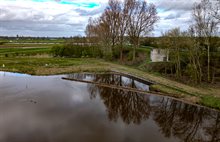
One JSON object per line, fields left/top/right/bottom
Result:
{"left": 152, "top": 98, "right": 220, "bottom": 142}
{"left": 82, "top": 73, "right": 151, "bottom": 124}
{"left": 67, "top": 73, "right": 220, "bottom": 141}
{"left": 88, "top": 84, "right": 151, "bottom": 124}
{"left": 67, "top": 73, "right": 149, "bottom": 91}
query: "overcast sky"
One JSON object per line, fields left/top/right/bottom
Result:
{"left": 0, "top": 0, "right": 201, "bottom": 37}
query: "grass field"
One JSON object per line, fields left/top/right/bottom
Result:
{"left": 0, "top": 38, "right": 65, "bottom": 43}
{"left": 0, "top": 46, "right": 220, "bottom": 110}
{"left": 0, "top": 47, "right": 52, "bottom": 57}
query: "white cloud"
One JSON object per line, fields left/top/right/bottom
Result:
{"left": 0, "top": 0, "right": 108, "bottom": 36}
{"left": 0, "top": 0, "right": 205, "bottom": 37}
{"left": 147, "top": 0, "right": 201, "bottom": 36}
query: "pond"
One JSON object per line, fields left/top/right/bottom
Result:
{"left": 0, "top": 71, "right": 219, "bottom": 142}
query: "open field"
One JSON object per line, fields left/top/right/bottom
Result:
{"left": 0, "top": 47, "right": 51, "bottom": 57}
{"left": 0, "top": 38, "right": 65, "bottom": 44}
{"left": 0, "top": 55, "right": 220, "bottom": 110}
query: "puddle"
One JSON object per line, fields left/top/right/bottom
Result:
{"left": 0, "top": 71, "right": 219, "bottom": 142}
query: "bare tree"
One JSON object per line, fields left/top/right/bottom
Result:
{"left": 100, "top": 0, "right": 121, "bottom": 48}
{"left": 85, "top": 17, "right": 94, "bottom": 39}
{"left": 192, "top": 0, "right": 219, "bottom": 82}
{"left": 85, "top": 17, "right": 112, "bottom": 55}
{"left": 186, "top": 26, "right": 203, "bottom": 83}
{"left": 85, "top": 17, "right": 100, "bottom": 45}
{"left": 85, "top": 0, "right": 122, "bottom": 59}
{"left": 212, "top": 0, "right": 220, "bottom": 21}
{"left": 127, "top": 0, "right": 159, "bottom": 62}
{"left": 85, "top": 0, "right": 159, "bottom": 61}
{"left": 162, "top": 28, "right": 183, "bottom": 78}
{"left": 117, "top": 0, "right": 134, "bottom": 62}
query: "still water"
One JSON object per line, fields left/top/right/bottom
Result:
{"left": 0, "top": 71, "right": 219, "bottom": 142}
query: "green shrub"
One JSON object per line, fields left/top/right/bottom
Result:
{"left": 112, "top": 47, "right": 120, "bottom": 59}
{"left": 0, "top": 42, "right": 7, "bottom": 45}
{"left": 127, "top": 50, "right": 133, "bottom": 61}
{"left": 51, "top": 45, "right": 64, "bottom": 57}
{"left": 143, "top": 62, "right": 174, "bottom": 73}
{"left": 51, "top": 44, "right": 103, "bottom": 58}
{"left": 103, "top": 51, "right": 113, "bottom": 61}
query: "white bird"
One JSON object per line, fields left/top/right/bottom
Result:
{"left": 2, "top": 64, "right": 5, "bottom": 68}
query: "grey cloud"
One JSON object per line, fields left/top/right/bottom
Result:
{"left": 0, "top": 1, "right": 105, "bottom": 37}
{"left": 76, "top": 3, "right": 107, "bottom": 16}
{"left": 164, "top": 12, "right": 182, "bottom": 20}
{"left": 0, "top": 20, "right": 83, "bottom": 31}
{"left": 148, "top": 0, "right": 201, "bottom": 36}
{"left": 1, "top": 10, "right": 84, "bottom": 35}
{"left": 0, "top": 8, "right": 50, "bottom": 22}
{"left": 77, "top": 8, "right": 103, "bottom": 16}
{"left": 0, "top": 0, "right": 205, "bottom": 37}
{"left": 0, "top": 8, "right": 16, "bottom": 21}
{"left": 154, "top": 0, "right": 200, "bottom": 11}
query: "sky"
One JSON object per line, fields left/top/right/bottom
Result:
{"left": 0, "top": 0, "right": 201, "bottom": 37}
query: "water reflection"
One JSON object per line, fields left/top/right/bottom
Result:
{"left": 0, "top": 71, "right": 219, "bottom": 142}
{"left": 67, "top": 73, "right": 150, "bottom": 91}
{"left": 0, "top": 71, "right": 31, "bottom": 77}
{"left": 152, "top": 98, "right": 210, "bottom": 141}
{"left": 89, "top": 84, "right": 150, "bottom": 124}
{"left": 87, "top": 84, "right": 220, "bottom": 142}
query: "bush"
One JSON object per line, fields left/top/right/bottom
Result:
{"left": 143, "top": 62, "right": 174, "bottom": 73}
{"left": 0, "top": 42, "right": 7, "bottom": 45}
{"left": 103, "top": 51, "right": 113, "bottom": 61}
{"left": 112, "top": 47, "right": 120, "bottom": 59}
{"left": 51, "top": 44, "right": 103, "bottom": 58}
{"left": 51, "top": 45, "right": 64, "bottom": 57}
{"left": 127, "top": 50, "right": 133, "bottom": 61}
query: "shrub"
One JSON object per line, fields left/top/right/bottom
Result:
{"left": 143, "top": 62, "right": 174, "bottom": 73}
{"left": 112, "top": 47, "right": 120, "bottom": 59}
{"left": 51, "top": 45, "right": 64, "bottom": 57}
{"left": 127, "top": 50, "right": 133, "bottom": 61}
{"left": 0, "top": 42, "right": 7, "bottom": 45}
{"left": 51, "top": 44, "right": 103, "bottom": 58}
{"left": 103, "top": 51, "right": 113, "bottom": 61}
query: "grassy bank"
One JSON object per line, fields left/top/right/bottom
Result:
{"left": 0, "top": 56, "right": 220, "bottom": 110}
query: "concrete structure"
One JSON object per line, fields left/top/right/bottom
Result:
{"left": 150, "top": 49, "right": 169, "bottom": 62}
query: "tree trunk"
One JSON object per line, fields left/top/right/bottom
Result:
{"left": 132, "top": 46, "right": 136, "bottom": 62}
{"left": 207, "top": 44, "right": 210, "bottom": 82}
{"left": 166, "top": 49, "right": 169, "bottom": 62}
{"left": 133, "top": 39, "right": 140, "bottom": 62}
{"left": 120, "top": 47, "right": 123, "bottom": 62}
{"left": 120, "top": 41, "right": 123, "bottom": 62}
{"left": 177, "top": 50, "right": 181, "bottom": 77}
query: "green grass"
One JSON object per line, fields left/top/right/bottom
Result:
{"left": 0, "top": 57, "right": 108, "bottom": 75}
{"left": 0, "top": 43, "right": 63, "bottom": 48}
{"left": 200, "top": 96, "right": 220, "bottom": 110}
{"left": 150, "top": 84, "right": 187, "bottom": 98}
{"left": 0, "top": 38, "right": 65, "bottom": 43}
{"left": 0, "top": 47, "right": 52, "bottom": 57}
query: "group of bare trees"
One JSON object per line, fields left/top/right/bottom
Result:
{"left": 192, "top": 0, "right": 220, "bottom": 82}
{"left": 85, "top": 0, "right": 159, "bottom": 61}
{"left": 85, "top": 0, "right": 219, "bottom": 83}
{"left": 161, "top": 0, "right": 220, "bottom": 83}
